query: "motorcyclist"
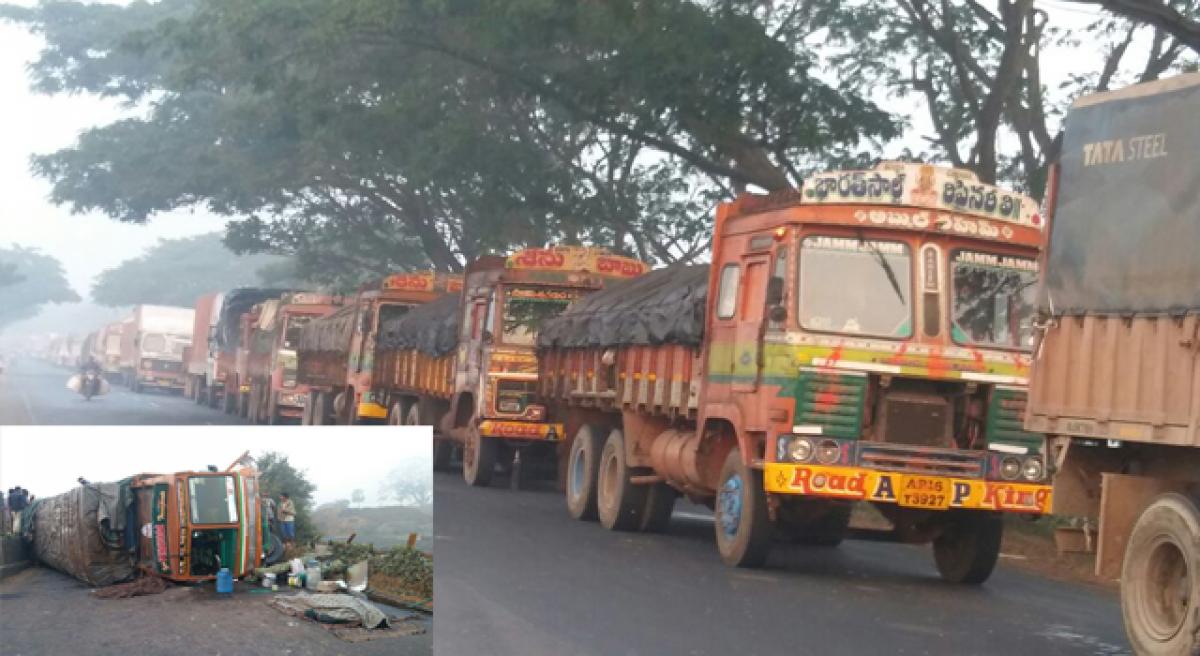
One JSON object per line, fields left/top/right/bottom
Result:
{"left": 78, "top": 356, "right": 103, "bottom": 396}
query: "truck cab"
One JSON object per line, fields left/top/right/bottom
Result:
{"left": 245, "top": 292, "right": 343, "bottom": 424}
{"left": 449, "top": 247, "right": 647, "bottom": 486}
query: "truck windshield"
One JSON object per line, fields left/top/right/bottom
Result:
{"left": 502, "top": 287, "right": 579, "bottom": 346}
{"left": 799, "top": 236, "right": 913, "bottom": 338}
{"left": 950, "top": 250, "right": 1039, "bottom": 349}
{"left": 188, "top": 476, "right": 239, "bottom": 525}
{"left": 282, "top": 315, "right": 313, "bottom": 350}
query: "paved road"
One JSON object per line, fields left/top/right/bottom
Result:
{"left": 0, "top": 565, "right": 431, "bottom": 656}
{"left": 434, "top": 471, "right": 1131, "bottom": 656}
{"left": 0, "top": 358, "right": 244, "bottom": 425}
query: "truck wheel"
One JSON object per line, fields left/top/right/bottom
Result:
{"left": 195, "top": 384, "right": 207, "bottom": 406}
{"left": 714, "top": 448, "right": 772, "bottom": 567}
{"left": 639, "top": 482, "right": 678, "bottom": 533}
{"left": 311, "top": 392, "right": 328, "bottom": 425}
{"left": 266, "top": 395, "right": 281, "bottom": 425}
{"left": 596, "top": 428, "right": 647, "bottom": 531}
{"left": 933, "top": 511, "right": 1003, "bottom": 584}
{"left": 463, "top": 427, "right": 496, "bottom": 487}
{"left": 388, "top": 402, "right": 404, "bottom": 425}
{"left": 565, "top": 424, "right": 605, "bottom": 521}
{"left": 777, "top": 500, "right": 852, "bottom": 547}
{"left": 1122, "top": 493, "right": 1200, "bottom": 656}
{"left": 247, "top": 386, "right": 259, "bottom": 423}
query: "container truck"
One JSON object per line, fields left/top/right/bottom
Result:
{"left": 241, "top": 292, "right": 343, "bottom": 424}
{"left": 1024, "top": 72, "right": 1200, "bottom": 655}
{"left": 119, "top": 305, "right": 195, "bottom": 393}
{"left": 98, "top": 321, "right": 125, "bottom": 382}
{"left": 538, "top": 162, "right": 1052, "bottom": 583}
{"left": 372, "top": 248, "right": 647, "bottom": 485}
{"left": 208, "top": 288, "right": 289, "bottom": 413}
{"left": 296, "top": 272, "right": 461, "bottom": 425}
{"left": 184, "top": 292, "right": 222, "bottom": 403}
{"left": 21, "top": 457, "right": 281, "bottom": 586}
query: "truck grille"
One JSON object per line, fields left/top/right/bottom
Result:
{"left": 879, "top": 393, "right": 951, "bottom": 447}
{"left": 855, "top": 442, "right": 985, "bottom": 478}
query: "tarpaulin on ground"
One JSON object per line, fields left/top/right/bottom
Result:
{"left": 377, "top": 295, "right": 460, "bottom": 357}
{"left": 213, "top": 288, "right": 290, "bottom": 351}
{"left": 1045, "top": 73, "right": 1200, "bottom": 315}
{"left": 298, "top": 304, "right": 357, "bottom": 354}
{"left": 538, "top": 264, "right": 710, "bottom": 348}
{"left": 23, "top": 480, "right": 136, "bottom": 587}
{"left": 270, "top": 592, "right": 390, "bottom": 629}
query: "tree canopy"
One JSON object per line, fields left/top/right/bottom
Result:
{"left": 90, "top": 232, "right": 296, "bottom": 307}
{"left": 256, "top": 451, "right": 318, "bottom": 545}
{"left": 0, "top": 245, "right": 80, "bottom": 332}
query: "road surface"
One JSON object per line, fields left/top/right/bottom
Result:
{"left": 0, "top": 566, "right": 431, "bottom": 656}
{"left": 434, "top": 471, "right": 1130, "bottom": 656}
{"left": 0, "top": 358, "right": 244, "bottom": 425}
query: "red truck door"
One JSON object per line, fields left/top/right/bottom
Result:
{"left": 732, "top": 256, "right": 769, "bottom": 393}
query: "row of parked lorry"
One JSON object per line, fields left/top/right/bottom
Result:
{"left": 40, "top": 73, "right": 1198, "bottom": 654}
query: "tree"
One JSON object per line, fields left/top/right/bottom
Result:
{"left": 255, "top": 451, "right": 318, "bottom": 544}
{"left": 90, "top": 232, "right": 298, "bottom": 306}
{"left": 378, "top": 461, "right": 432, "bottom": 508}
{"left": 0, "top": 245, "right": 80, "bottom": 332}
{"left": 1070, "top": 0, "right": 1200, "bottom": 52}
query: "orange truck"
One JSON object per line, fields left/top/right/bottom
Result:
{"left": 373, "top": 247, "right": 647, "bottom": 486}
{"left": 183, "top": 292, "right": 221, "bottom": 404}
{"left": 205, "top": 288, "right": 290, "bottom": 413}
{"left": 538, "top": 162, "right": 1052, "bottom": 583}
{"left": 24, "top": 458, "right": 279, "bottom": 585}
{"left": 240, "top": 292, "right": 343, "bottom": 424}
{"left": 1024, "top": 73, "right": 1200, "bottom": 654}
{"left": 296, "top": 272, "right": 461, "bottom": 425}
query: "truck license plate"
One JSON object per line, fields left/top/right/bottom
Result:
{"left": 897, "top": 475, "right": 951, "bottom": 510}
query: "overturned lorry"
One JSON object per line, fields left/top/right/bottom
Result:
{"left": 539, "top": 162, "right": 1052, "bottom": 583}
{"left": 22, "top": 461, "right": 281, "bottom": 586}
{"left": 1025, "top": 72, "right": 1200, "bottom": 655}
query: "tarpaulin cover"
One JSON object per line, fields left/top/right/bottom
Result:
{"left": 213, "top": 288, "right": 290, "bottom": 351}
{"left": 538, "top": 264, "right": 710, "bottom": 348}
{"left": 23, "top": 480, "right": 136, "bottom": 587}
{"left": 270, "top": 592, "right": 390, "bottom": 629}
{"left": 299, "top": 304, "right": 357, "bottom": 354}
{"left": 1045, "top": 73, "right": 1200, "bottom": 315}
{"left": 377, "top": 295, "right": 460, "bottom": 357}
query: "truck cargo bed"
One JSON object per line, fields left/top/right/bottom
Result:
{"left": 539, "top": 344, "right": 701, "bottom": 418}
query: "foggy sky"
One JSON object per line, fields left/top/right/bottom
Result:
{"left": 0, "top": 425, "right": 432, "bottom": 507}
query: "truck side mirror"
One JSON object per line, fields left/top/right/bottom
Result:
{"left": 766, "top": 276, "right": 785, "bottom": 307}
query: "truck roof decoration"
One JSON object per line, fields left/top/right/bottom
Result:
{"left": 505, "top": 246, "right": 649, "bottom": 279}
{"left": 380, "top": 271, "right": 464, "bottom": 293}
{"left": 539, "top": 264, "right": 710, "bottom": 349}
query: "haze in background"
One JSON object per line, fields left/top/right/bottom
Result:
{"left": 0, "top": 425, "right": 432, "bottom": 508}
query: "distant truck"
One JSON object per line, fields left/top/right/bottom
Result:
{"left": 538, "top": 162, "right": 1052, "bottom": 583}
{"left": 206, "top": 288, "right": 289, "bottom": 413}
{"left": 183, "top": 292, "right": 223, "bottom": 403}
{"left": 296, "top": 272, "right": 461, "bottom": 425}
{"left": 22, "top": 458, "right": 281, "bottom": 586}
{"left": 1024, "top": 73, "right": 1200, "bottom": 655}
{"left": 240, "top": 292, "right": 343, "bottom": 424}
{"left": 119, "top": 305, "right": 195, "bottom": 393}
{"left": 371, "top": 248, "right": 647, "bottom": 485}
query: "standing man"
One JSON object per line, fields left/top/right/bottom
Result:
{"left": 279, "top": 492, "right": 296, "bottom": 548}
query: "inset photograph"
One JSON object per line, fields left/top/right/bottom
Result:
{"left": 0, "top": 426, "right": 432, "bottom": 656}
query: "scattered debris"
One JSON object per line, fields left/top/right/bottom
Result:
{"left": 92, "top": 576, "right": 169, "bottom": 599}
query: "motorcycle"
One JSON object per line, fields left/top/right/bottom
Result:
{"left": 67, "top": 370, "right": 109, "bottom": 400}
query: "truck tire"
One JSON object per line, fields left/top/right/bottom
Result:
{"left": 463, "top": 427, "right": 496, "bottom": 487}
{"left": 247, "top": 385, "right": 260, "bottom": 424}
{"left": 777, "top": 500, "right": 852, "bottom": 547}
{"left": 1121, "top": 493, "right": 1200, "bottom": 656}
{"left": 266, "top": 394, "right": 281, "bottom": 425}
{"left": 714, "top": 448, "right": 772, "bottom": 567}
{"left": 639, "top": 482, "right": 678, "bottom": 533}
{"left": 597, "top": 428, "right": 647, "bottom": 531}
{"left": 388, "top": 402, "right": 404, "bottom": 425}
{"left": 311, "top": 392, "right": 329, "bottom": 425}
{"left": 566, "top": 425, "right": 605, "bottom": 521}
{"left": 933, "top": 511, "right": 1003, "bottom": 584}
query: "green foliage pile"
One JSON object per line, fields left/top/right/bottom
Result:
{"left": 371, "top": 546, "right": 433, "bottom": 600}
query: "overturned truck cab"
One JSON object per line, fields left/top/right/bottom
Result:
{"left": 22, "top": 464, "right": 281, "bottom": 586}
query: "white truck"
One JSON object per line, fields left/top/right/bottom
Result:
{"left": 120, "top": 305, "right": 195, "bottom": 393}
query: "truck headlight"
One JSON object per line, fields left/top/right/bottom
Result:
{"left": 788, "top": 436, "right": 814, "bottom": 462}
{"left": 1022, "top": 457, "right": 1044, "bottom": 481}
{"left": 815, "top": 439, "right": 841, "bottom": 464}
{"left": 999, "top": 456, "right": 1022, "bottom": 480}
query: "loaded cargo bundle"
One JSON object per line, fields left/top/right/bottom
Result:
{"left": 537, "top": 264, "right": 709, "bottom": 349}
{"left": 377, "top": 294, "right": 461, "bottom": 357}
{"left": 298, "top": 304, "right": 357, "bottom": 354}
{"left": 213, "top": 288, "right": 290, "bottom": 351}
{"left": 22, "top": 480, "right": 136, "bottom": 586}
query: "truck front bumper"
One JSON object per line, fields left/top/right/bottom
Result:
{"left": 762, "top": 463, "right": 1052, "bottom": 514}
{"left": 478, "top": 420, "right": 564, "bottom": 442}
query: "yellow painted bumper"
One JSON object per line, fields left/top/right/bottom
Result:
{"left": 478, "top": 420, "right": 564, "bottom": 442}
{"left": 763, "top": 463, "right": 1052, "bottom": 514}
{"left": 357, "top": 402, "right": 389, "bottom": 420}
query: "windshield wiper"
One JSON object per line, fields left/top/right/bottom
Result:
{"left": 857, "top": 232, "right": 905, "bottom": 305}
